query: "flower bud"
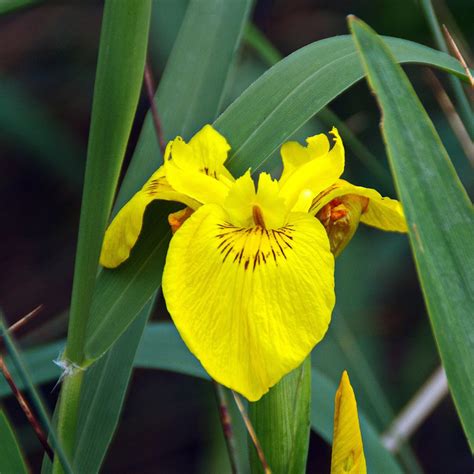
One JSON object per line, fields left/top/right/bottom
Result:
{"left": 316, "top": 195, "right": 369, "bottom": 257}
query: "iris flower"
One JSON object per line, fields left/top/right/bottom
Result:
{"left": 331, "top": 371, "right": 367, "bottom": 474}
{"left": 100, "top": 125, "right": 406, "bottom": 401}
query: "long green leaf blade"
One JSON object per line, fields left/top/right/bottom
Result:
{"left": 65, "top": 0, "right": 152, "bottom": 364}
{"left": 349, "top": 17, "right": 474, "bottom": 450}
{"left": 0, "top": 411, "right": 29, "bottom": 474}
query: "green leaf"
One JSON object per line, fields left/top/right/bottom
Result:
{"left": 0, "top": 411, "right": 29, "bottom": 474}
{"left": 84, "top": 36, "right": 470, "bottom": 361}
{"left": 249, "top": 358, "right": 311, "bottom": 474}
{"left": 216, "top": 35, "right": 469, "bottom": 177}
{"left": 84, "top": 0, "right": 252, "bottom": 360}
{"left": 65, "top": 0, "right": 152, "bottom": 364}
{"left": 73, "top": 306, "right": 151, "bottom": 473}
{"left": 349, "top": 17, "right": 474, "bottom": 450}
{"left": 54, "top": 1, "right": 153, "bottom": 468}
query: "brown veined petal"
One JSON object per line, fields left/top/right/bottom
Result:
{"left": 162, "top": 203, "right": 335, "bottom": 401}
{"left": 311, "top": 179, "right": 407, "bottom": 232}
{"left": 100, "top": 166, "right": 198, "bottom": 268}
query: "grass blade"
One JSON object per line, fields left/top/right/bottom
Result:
{"left": 349, "top": 16, "right": 474, "bottom": 450}
{"left": 0, "top": 411, "right": 29, "bottom": 474}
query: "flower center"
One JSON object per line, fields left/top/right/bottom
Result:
{"left": 252, "top": 205, "right": 266, "bottom": 228}
{"left": 215, "top": 222, "right": 295, "bottom": 271}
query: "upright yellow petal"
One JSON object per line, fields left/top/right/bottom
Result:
{"left": 162, "top": 204, "right": 335, "bottom": 401}
{"left": 225, "top": 171, "right": 288, "bottom": 229}
{"left": 279, "top": 128, "right": 345, "bottom": 212}
{"left": 311, "top": 180, "right": 407, "bottom": 233}
{"left": 165, "top": 125, "right": 233, "bottom": 205}
{"left": 280, "top": 133, "right": 330, "bottom": 183}
{"left": 331, "top": 371, "right": 367, "bottom": 474}
{"left": 100, "top": 167, "right": 198, "bottom": 268}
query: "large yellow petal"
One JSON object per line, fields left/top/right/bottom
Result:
{"left": 100, "top": 167, "right": 198, "bottom": 268}
{"left": 165, "top": 125, "right": 233, "bottom": 204}
{"left": 279, "top": 128, "right": 345, "bottom": 212}
{"left": 162, "top": 204, "right": 335, "bottom": 401}
{"left": 331, "top": 371, "right": 367, "bottom": 474}
{"left": 311, "top": 180, "right": 407, "bottom": 232}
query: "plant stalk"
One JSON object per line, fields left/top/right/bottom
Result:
{"left": 248, "top": 356, "right": 311, "bottom": 474}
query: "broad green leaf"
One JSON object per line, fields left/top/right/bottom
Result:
{"left": 350, "top": 17, "right": 474, "bottom": 450}
{"left": 84, "top": 36, "right": 470, "bottom": 361}
{"left": 84, "top": 0, "right": 252, "bottom": 360}
{"left": 0, "top": 411, "right": 28, "bottom": 474}
{"left": 216, "top": 36, "right": 469, "bottom": 177}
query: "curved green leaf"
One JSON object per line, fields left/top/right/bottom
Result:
{"left": 350, "top": 17, "right": 474, "bottom": 450}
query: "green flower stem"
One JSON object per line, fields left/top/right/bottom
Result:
{"left": 249, "top": 356, "right": 311, "bottom": 474}
{"left": 52, "top": 371, "right": 84, "bottom": 474}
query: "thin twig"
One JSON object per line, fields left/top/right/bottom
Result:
{"left": 213, "top": 381, "right": 240, "bottom": 474}
{"left": 442, "top": 25, "right": 474, "bottom": 87}
{"left": 0, "top": 355, "right": 54, "bottom": 460}
{"left": 425, "top": 70, "right": 474, "bottom": 165}
{"left": 232, "top": 391, "right": 271, "bottom": 474}
{"left": 144, "top": 59, "right": 166, "bottom": 155}
{"left": 381, "top": 366, "right": 448, "bottom": 453}
{"left": 7, "top": 304, "right": 43, "bottom": 334}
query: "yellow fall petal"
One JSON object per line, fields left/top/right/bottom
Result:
{"left": 311, "top": 180, "right": 407, "bottom": 232}
{"left": 165, "top": 124, "right": 233, "bottom": 204}
{"left": 100, "top": 167, "right": 198, "bottom": 268}
{"left": 279, "top": 128, "right": 345, "bottom": 211}
{"left": 162, "top": 203, "right": 335, "bottom": 401}
{"left": 331, "top": 371, "right": 367, "bottom": 474}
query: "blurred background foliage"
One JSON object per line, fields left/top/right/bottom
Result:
{"left": 0, "top": 0, "right": 472, "bottom": 472}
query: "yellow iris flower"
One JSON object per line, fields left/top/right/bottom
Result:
{"left": 331, "top": 371, "right": 367, "bottom": 474}
{"left": 100, "top": 124, "right": 406, "bottom": 401}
